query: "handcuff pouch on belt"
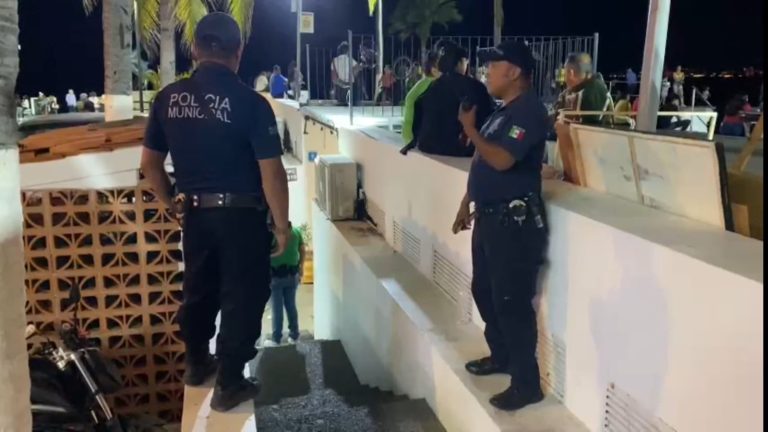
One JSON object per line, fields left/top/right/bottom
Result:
{"left": 480, "top": 194, "right": 545, "bottom": 229}
{"left": 172, "top": 193, "right": 191, "bottom": 228}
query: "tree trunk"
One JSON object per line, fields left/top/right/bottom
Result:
{"left": 159, "top": 0, "right": 175, "bottom": 87}
{"left": 103, "top": 0, "right": 135, "bottom": 121}
{"left": 0, "top": 0, "right": 33, "bottom": 430}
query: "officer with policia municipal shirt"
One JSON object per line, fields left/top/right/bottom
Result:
{"left": 140, "top": 12, "right": 290, "bottom": 412}
{"left": 453, "top": 41, "right": 549, "bottom": 411}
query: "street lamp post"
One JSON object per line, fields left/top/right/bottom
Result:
{"left": 295, "top": 0, "right": 303, "bottom": 102}
{"left": 134, "top": 0, "right": 144, "bottom": 113}
{"left": 376, "top": 0, "right": 383, "bottom": 81}
{"left": 636, "top": 0, "right": 671, "bottom": 132}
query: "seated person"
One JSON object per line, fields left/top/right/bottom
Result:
{"left": 613, "top": 92, "right": 633, "bottom": 126}
{"left": 554, "top": 53, "right": 610, "bottom": 125}
{"left": 270, "top": 65, "right": 288, "bottom": 99}
{"left": 414, "top": 41, "right": 495, "bottom": 157}
{"left": 657, "top": 94, "right": 690, "bottom": 131}
{"left": 719, "top": 95, "right": 748, "bottom": 136}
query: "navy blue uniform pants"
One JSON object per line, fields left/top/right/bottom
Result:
{"left": 471, "top": 205, "right": 548, "bottom": 394}
{"left": 178, "top": 207, "right": 272, "bottom": 388}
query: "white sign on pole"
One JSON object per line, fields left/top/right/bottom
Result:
{"left": 300, "top": 12, "right": 314, "bottom": 34}
{"left": 290, "top": 0, "right": 297, "bottom": 13}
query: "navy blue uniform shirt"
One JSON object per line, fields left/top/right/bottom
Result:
{"left": 467, "top": 90, "right": 547, "bottom": 204}
{"left": 144, "top": 62, "right": 283, "bottom": 194}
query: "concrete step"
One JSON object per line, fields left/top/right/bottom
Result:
{"left": 371, "top": 399, "right": 447, "bottom": 432}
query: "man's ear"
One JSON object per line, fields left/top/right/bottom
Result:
{"left": 510, "top": 65, "right": 522, "bottom": 81}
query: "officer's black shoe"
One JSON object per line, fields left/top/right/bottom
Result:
{"left": 210, "top": 378, "right": 262, "bottom": 412}
{"left": 489, "top": 385, "right": 545, "bottom": 411}
{"left": 183, "top": 354, "right": 218, "bottom": 387}
{"left": 465, "top": 357, "right": 505, "bottom": 376}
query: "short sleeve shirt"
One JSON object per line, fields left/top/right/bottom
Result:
{"left": 468, "top": 90, "right": 548, "bottom": 205}
{"left": 144, "top": 62, "right": 283, "bottom": 195}
{"left": 270, "top": 227, "right": 304, "bottom": 268}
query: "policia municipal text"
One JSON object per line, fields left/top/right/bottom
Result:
{"left": 140, "top": 13, "right": 290, "bottom": 412}
{"left": 453, "top": 41, "right": 549, "bottom": 411}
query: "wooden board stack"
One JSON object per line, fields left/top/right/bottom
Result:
{"left": 19, "top": 117, "right": 147, "bottom": 164}
{"left": 566, "top": 124, "right": 731, "bottom": 230}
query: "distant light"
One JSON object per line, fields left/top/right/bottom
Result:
{"left": 18, "top": 44, "right": 20, "bottom": 51}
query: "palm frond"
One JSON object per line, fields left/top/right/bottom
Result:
{"left": 224, "top": 0, "right": 255, "bottom": 41}
{"left": 389, "top": 0, "right": 462, "bottom": 42}
{"left": 145, "top": 69, "right": 162, "bottom": 89}
{"left": 82, "top": 0, "right": 99, "bottom": 15}
{"left": 175, "top": 0, "right": 209, "bottom": 52}
{"left": 137, "top": 0, "right": 161, "bottom": 59}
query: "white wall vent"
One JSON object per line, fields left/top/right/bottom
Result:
{"left": 431, "top": 250, "right": 474, "bottom": 323}
{"left": 537, "top": 331, "right": 566, "bottom": 401}
{"left": 603, "top": 383, "right": 677, "bottom": 432}
{"left": 392, "top": 221, "right": 421, "bottom": 267}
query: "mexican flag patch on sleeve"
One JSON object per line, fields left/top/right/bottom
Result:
{"left": 508, "top": 125, "right": 526, "bottom": 140}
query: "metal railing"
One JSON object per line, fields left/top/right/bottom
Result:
{"left": 302, "top": 32, "right": 599, "bottom": 125}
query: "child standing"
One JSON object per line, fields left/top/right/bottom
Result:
{"left": 265, "top": 222, "right": 305, "bottom": 346}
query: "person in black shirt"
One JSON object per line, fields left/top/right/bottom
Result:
{"left": 415, "top": 41, "right": 495, "bottom": 157}
{"left": 140, "top": 12, "right": 290, "bottom": 412}
{"left": 657, "top": 93, "right": 690, "bottom": 131}
{"left": 453, "top": 41, "right": 549, "bottom": 411}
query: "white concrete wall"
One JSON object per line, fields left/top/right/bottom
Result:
{"left": 19, "top": 146, "right": 307, "bottom": 225}
{"left": 0, "top": 147, "right": 33, "bottom": 431}
{"left": 310, "top": 120, "right": 763, "bottom": 431}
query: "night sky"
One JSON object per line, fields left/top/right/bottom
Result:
{"left": 16, "top": 0, "right": 764, "bottom": 99}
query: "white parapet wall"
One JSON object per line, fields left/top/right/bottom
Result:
{"left": 300, "top": 102, "right": 763, "bottom": 431}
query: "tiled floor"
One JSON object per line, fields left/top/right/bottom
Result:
{"left": 260, "top": 284, "right": 315, "bottom": 343}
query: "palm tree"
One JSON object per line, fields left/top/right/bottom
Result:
{"left": 0, "top": 0, "right": 33, "bottom": 429}
{"left": 389, "top": 0, "right": 462, "bottom": 58}
{"left": 84, "top": 0, "right": 255, "bottom": 113}
{"left": 83, "top": 0, "right": 135, "bottom": 121}
{"left": 148, "top": 0, "right": 256, "bottom": 86}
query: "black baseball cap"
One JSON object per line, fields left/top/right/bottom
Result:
{"left": 194, "top": 12, "right": 242, "bottom": 53}
{"left": 478, "top": 41, "right": 536, "bottom": 74}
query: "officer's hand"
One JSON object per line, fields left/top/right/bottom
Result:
{"left": 271, "top": 227, "right": 290, "bottom": 258}
{"left": 452, "top": 203, "right": 474, "bottom": 234}
{"left": 458, "top": 105, "right": 477, "bottom": 132}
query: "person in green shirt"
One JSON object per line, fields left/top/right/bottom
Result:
{"left": 265, "top": 221, "right": 306, "bottom": 346}
{"left": 400, "top": 50, "right": 442, "bottom": 152}
{"left": 554, "top": 52, "right": 610, "bottom": 125}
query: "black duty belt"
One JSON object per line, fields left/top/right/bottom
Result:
{"left": 475, "top": 194, "right": 545, "bottom": 228}
{"left": 272, "top": 265, "right": 299, "bottom": 277}
{"left": 186, "top": 193, "right": 266, "bottom": 210}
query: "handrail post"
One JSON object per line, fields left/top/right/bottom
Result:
{"left": 592, "top": 32, "right": 599, "bottom": 73}
{"left": 348, "top": 29, "right": 354, "bottom": 126}
{"left": 306, "top": 44, "right": 311, "bottom": 105}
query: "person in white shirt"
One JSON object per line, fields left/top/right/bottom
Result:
{"left": 331, "top": 42, "right": 359, "bottom": 106}
{"left": 254, "top": 71, "right": 269, "bottom": 93}
{"left": 65, "top": 89, "right": 76, "bottom": 112}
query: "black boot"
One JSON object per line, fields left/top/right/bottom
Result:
{"left": 183, "top": 353, "right": 217, "bottom": 386}
{"left": 489, "top": 384, "right": 544, "bottom": 411}
{"left": 210, "top": 377, "right": 262, "bottom": 412}
{"left": 465, "top": 357, "right": 506, "bottom": 376}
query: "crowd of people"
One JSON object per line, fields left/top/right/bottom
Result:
{"left": 16, "top": 90, "right": 102, "bottom": 120}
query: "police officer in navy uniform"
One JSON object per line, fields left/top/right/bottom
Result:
{"left": 453, "top": 41, "right": 549, "bottom": 411}
{"left": 140, "top": 12, "right": 290, "bottom": 412}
